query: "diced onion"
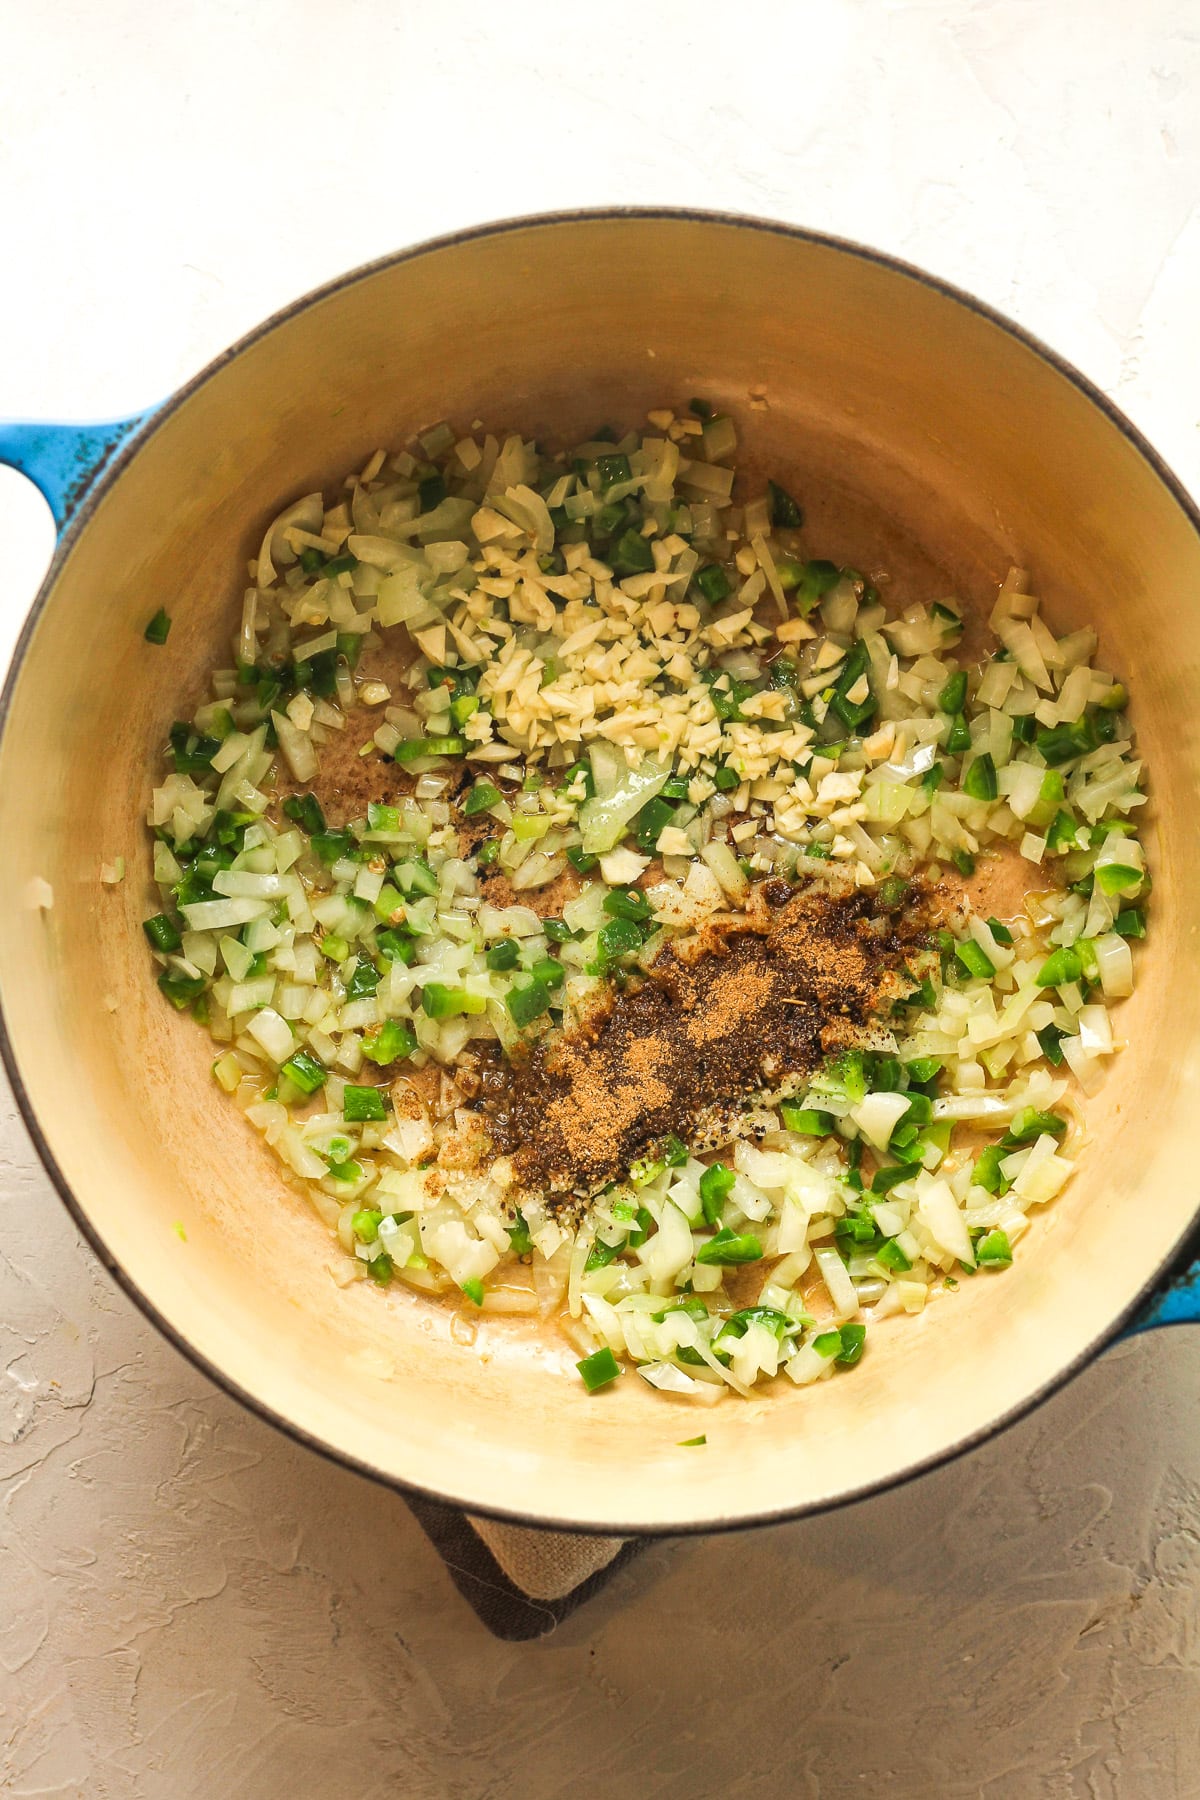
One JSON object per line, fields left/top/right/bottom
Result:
{"left": 140, "top": 414, "right": 1149, "bottom": 1404}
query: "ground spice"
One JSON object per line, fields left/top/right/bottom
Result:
{"left": 473, "top": 872, "right": 940, "bottom": 1208}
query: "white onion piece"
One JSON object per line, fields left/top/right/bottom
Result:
{"left": 1094, "top": 933, "right": 1134, "bottom": 999}
{"left": 850, "top": 1091, "right": 911, "bottom": 1151}
{"left": 181, "top": 896, "right": 271, "bottom": 932}
{"left": 1077, "top": 1004, "right": 1114, "bottom": 1056}
{"left": 785, "top": 1343, "right": 835, "bottom": 1386}
{"left": 246, "top": 1007, "right": 294, "bottom": 1064}
{"left": 256, "top": 493, "right": 323, "bottom": 587}
{"left": 212, "top": 870, "right": 286, "bottom": 899}
{"left": 814, "top": 1247, "right": 859, "bottom": 1320}
{"left": 700, "top": 838, "right": 750, "bottom": 902}
{"left": 917, "top": 1179, "right": 975, "bottom": 1266}
{"left": 1061, "top": 1035, "right": 1105, "bottom": 1095}
{"left": 638, "top": 1360, "right": 707, "bottom": 1396}
{"left": 638, "top": 1202, "right": 694, "bottom": 1284}
{"left": 932, "top": 1093, "right": 1014, "bottom": 1122}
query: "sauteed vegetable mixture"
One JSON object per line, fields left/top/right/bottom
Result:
{"left": 140, "top": 405, "right": 1147, "bottom": 1404}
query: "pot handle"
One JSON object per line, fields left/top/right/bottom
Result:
{"left": 0, "top": 410, "right": 157, "bottom": 534}
{"left": 1125, "top": 1229, "right": 1200, "bottom": 1333}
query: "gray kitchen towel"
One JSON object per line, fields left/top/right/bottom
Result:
{"left": 403, "top": 1495, "right": 645, "bottom": 1638}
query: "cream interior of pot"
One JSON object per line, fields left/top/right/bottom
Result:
{"left": 2, "top": 216, "right": 1196, "bottom": 1531}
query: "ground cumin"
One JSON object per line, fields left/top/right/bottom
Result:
{"left": 473, "top": 872, "right": 939, "bottom": 1209}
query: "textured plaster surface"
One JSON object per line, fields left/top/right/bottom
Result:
{"left": 2, "top": 2, "right": 1200, "bottom": 1794}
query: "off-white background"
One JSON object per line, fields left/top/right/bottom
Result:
{"left": 2, "top": 3, "right": 1200, "bottom": 1795}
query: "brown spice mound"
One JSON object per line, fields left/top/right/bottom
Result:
{"left": 473, "top": 874, "right": 939, "bottom": 1208}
